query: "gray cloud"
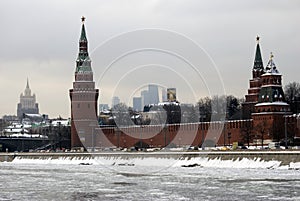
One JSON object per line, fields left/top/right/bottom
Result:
{"left": 0, "top": 0, "right": 299, "bottom": 117}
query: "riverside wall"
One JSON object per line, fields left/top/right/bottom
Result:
{"left": 1, "top": 151, "right": 300, "bottom": 166}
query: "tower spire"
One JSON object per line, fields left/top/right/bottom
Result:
{"left": 26, "top": 77, "right": 29, "bottom": 89}
{"left": 24, "top": 78, "right": 31, "bottom": 96}
{"left": 80, "top": 16, "right": 87, "bottom": 42}
{"left": 265, "top": 52, "right": 279, "bottom": 73}
{"left": 253, "top": 35, "right": 264, "bottom": 71}
{"left": 76, "top": 16, "right": 91, "bottom": 72}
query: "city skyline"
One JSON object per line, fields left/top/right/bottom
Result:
{"left": 0, "top": 1, "right": 299, "bottom": 118}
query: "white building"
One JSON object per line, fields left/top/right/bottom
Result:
{"left": 17, "top": 79, "right": 39, "bottom": 118}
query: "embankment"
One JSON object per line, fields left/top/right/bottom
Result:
{"left": 1, "top": 151, "right": 300, "bottom": 166}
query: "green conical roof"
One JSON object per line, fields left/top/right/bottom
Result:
{"left": 253, "top": 36, "right": 264, "bottom": 70}
{"left": 75, "top": 16, "right": 91, "bottom": 73}
{"left": 80, "top": 24, "right": 87, "bottom": 41}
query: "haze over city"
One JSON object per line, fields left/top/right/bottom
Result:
{"left": 0, "top": 0, "right": 299, "bottom": 118}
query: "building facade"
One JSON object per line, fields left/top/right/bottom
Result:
{"left": 17, "top": 79, "right": 39, "bottom": 118}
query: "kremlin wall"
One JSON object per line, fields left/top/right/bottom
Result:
{"left": 70, "top": 18, "right": 300, "bottom": 150}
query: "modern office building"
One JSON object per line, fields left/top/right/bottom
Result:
{"left": 148, "top": 84, "right": 159, "bottom": 105}
{"left": 161, "top": 88, "right": 167, "bottom": 102}
{"left": 167, "top": 88, "right": 177, "bottom": 102}
{"left": 111, "top": 96, "right": 120, "bottom": 107}
{"left": 141, "top": 85, "right": 159, "bottom": 106}
{"left": 133, "top": 97, "right": 142, "bottom": 111}
{"left": 141, "top": 90, "right": 149, "bottom": 106}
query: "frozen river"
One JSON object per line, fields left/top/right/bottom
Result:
{"left": 0, "top": 157, "right": 299, "bottom": 201}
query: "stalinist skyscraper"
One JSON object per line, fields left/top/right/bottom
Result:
{"left": 69, "top": 17, "right": 99, "bottom": 148}
{"left": 17, "top": 78, "right": 39, "bottom": 118}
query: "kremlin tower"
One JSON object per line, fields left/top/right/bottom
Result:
{"left": 243, "top": 36, "right": 291, "bottom": 143}
{"left": 69, "top": 17, "right": 99, "bottom": 149}
{"left": 242, "top": 36, "right": 264, "bottom": 119}
{"left": 252, "top": 53, "right": 291, "bottom": 142}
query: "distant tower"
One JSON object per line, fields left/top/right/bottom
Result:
{"left": 17, "top": 78, "right": 39, "bottom": 118}
{"left": 242, "top": 36, "right": 264, "bottom": 119}
{"left": 69, "top": 17, "right": 99, "bottom": 148}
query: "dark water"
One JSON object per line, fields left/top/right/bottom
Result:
{"left": 0, "top": 161, "right": 299, "bottom": 201}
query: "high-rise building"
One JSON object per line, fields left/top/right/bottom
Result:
{"left": 141, "top": 90, "right": 150, "bottom": 106}
{"left": 141, "top": 85, "right": 159, "bottom": 106}
{"left": 133, "top": 97, "right": 142, "bottom": 111}
{"left": 112, "top": 96, "right": 120, "bottom": 107}
{"left": 17, "top": 79, "right": 39, "bottom": 118}
{"left": 162, "top": 88, "right": 167, "bottom": 102}
{"left": 167, "top": 88, "right": 177, "bottom": 102}
{"left": 69, "top": 17, "right": 99, "bottom": 148}
{"left": 148, "top": 84, "right": 159, "bottom": 105}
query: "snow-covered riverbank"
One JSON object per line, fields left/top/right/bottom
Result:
{"left": 2, "top": 151, "right": 299, "bottom": 170}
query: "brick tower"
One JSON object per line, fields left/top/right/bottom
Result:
{"left": 242, "top": 36, "right": 265, "bottom": 119}
{"left": 69, "top": 17, "right": 99, "bottom": 149}
{"left": 252, "top": 53, "right": 291, "bottom": 142}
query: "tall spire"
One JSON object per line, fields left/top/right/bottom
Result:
{"left": 76, "top": 16, "right": 91, "bottom": 73}
{"left": 253, "top": 36, "right": 264, "bottom": 70}
{"left": 80, "top": 16, "right": 87, "bottom": 42}
{"left": 26, "top": 77, "right": 29, "bottom": 89}
{"left": 24, "top": 78, "right": 31, "bottom": 96}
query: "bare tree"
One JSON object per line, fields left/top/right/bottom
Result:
{"left": 112, "top": 103, "right": 133, "bottom": 127}
{"left": 240, "top": 123, "right": 253, "bottom": 147}
{"left": 197, "top": 96, "right": 212, "bottom": 122}
{"left": 285, "top": 82, "right": 300, "bottom": 102}
{"left": 255, "top": 120, "right": 269, "bottom": 148}
{"left": 285, "top": 82, "right": 300, "bottom": 114}
{"left": 197, "top": 95, "right": 243, "bottom": 121}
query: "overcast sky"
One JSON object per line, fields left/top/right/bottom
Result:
{"left": 0, "top": 0, "right": 299, "bottom": 118}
